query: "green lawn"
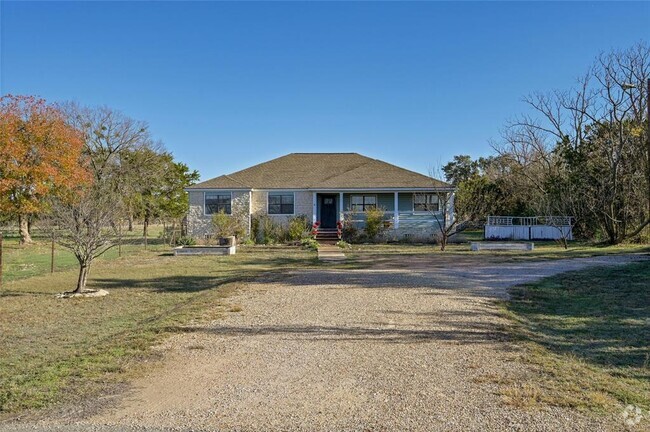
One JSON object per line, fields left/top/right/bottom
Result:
{"left": 346, "top": 240, "right": 650, "bottom": 261}
{"left": 0, "top": 242, "right": 318, "bottom": 417}
{"left": 0, "top": 226, "right": 168, "bottom": 283}
{"left": 502, "top": 261, "right": 650, "bottom": 412}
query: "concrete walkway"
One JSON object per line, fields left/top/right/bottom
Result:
{"left": 317, "top": 244, "right": 346, "bottom": 261}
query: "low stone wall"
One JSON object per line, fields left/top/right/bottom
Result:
{"left": 174, "top": 245, "right": 237, "bottom": 255}
{"left": 470, "top": 242, "right": 534, "bottom": 251}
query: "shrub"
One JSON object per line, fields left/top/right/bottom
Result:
{"left": 300, "top": 237, "right": 319, "bottom": 251}
{"left": 212, "top": 210, "right": 247, "bottom": 239}
{"left": 288, "top": 215, "right": 311, "bottom": 241}
{"left": 176, "top": 236, "right": 196, "bottom": 246}
{"left": 341, "top": 211, "right": 360, "bottom": 243}
{"left": 364, "top": 207, "right": 386, "bottom": 241}
{"left": 252, "top": 215, "right": 287, "bottom": 244}
{"left": 336, "top": 240, "right": 350, "bottom": 249}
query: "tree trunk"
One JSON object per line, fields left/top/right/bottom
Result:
{"left": 74, "top": 263, "right": 90, "bottom": 293}
{"left": 143, "top": 215, "right": 149, "bottom": 238}
{"left": 18, "top": 215, "right": 33, "bottom": 245}
{"left": 143, "top": 216, "right": 149, "bottom": 250}
{"left": 128, "top": 214, "right": 133, "bottom": 232}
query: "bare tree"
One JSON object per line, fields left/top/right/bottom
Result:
{"left": 534, "top": 178, "right": 581, "bottom": 249}
{"left": 414, "top": 168, "right": 462, "bottom": 251}
{"left": 493, "top": 43, "right": 649, "bottom": 243}
{"left": 61, "top": 103, "right": 162, "bottom": 233}
{"left": 47, "top": 186, "right": 123, "bottom": 293}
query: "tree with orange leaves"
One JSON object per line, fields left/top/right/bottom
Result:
{"left": 0, "top": 95, "right": 90, "bottom": 244}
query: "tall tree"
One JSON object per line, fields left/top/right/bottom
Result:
{"left": 493, "top": 43, "right": 649, "bottom": 243}
{"left": 63, "top": 104, "right": 161, "bottom": 230}
{"left": 442, "top": 155, "right": 479, "bottom": 185}
{"left": 0, "top": 95, "right": 89, "bottom": 244}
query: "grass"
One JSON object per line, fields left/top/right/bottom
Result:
{"left": 0, "top": 226, "right": 168, "bottom": 283}
{"left": 501, "top": 261, "right": 650, "bottom": 413}
{"left": 0, "top": 240, "right": 318, "bottom": 418}
{"left": 345, "top": 237, "right": 650, "bottom": 262}
{"left": 1, "top": 227, "right": 647, "bottom": 418}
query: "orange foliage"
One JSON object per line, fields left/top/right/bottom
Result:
{"left": 0, "top": 95, "right": 91, "bottom": 216}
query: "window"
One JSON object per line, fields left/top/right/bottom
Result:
{"left": 205, "top": 192, "right": 231, "bottom": 215}
{"left": 268, "top": 193, "right": 294, "bottom": 215}
{"left": 350, "top": 195, "right": 377, "bottom": 211}
{"left": 414, "top": 194, "right": 439, "bottom": 212}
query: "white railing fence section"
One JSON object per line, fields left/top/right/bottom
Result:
{"left": 485, "top": 216, "right": 573, "bottom": 241}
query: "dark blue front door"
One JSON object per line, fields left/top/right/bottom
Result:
{"left": 320, "top": 195, "right": 337, "bottom": 228}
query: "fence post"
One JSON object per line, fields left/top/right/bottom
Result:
{"left": 0, "top": 231, "right": 3, "bottom": 289}
{"left": 51, "top": 233, "right": 55, "bottom": 273}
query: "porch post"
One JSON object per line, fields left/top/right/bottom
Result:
{"left": 394, "top": 192, "right": 399, "bottom": 229}
{"left": 339, "top": 192, "right": 344, "bottom": 222}
{"left": 312, "top": 192, "right": 317, "bottom": 224}
{"left": 446, "top": 191, "right": 455, "bottom": 228}
{"left": 248, "top": 190, "right": 252, "bottom": 236}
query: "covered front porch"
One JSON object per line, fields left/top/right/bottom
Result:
{"left": 310, "top": 190, "right": 454, "bottom": 233}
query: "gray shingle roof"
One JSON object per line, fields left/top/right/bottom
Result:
{"left": 188, "top": 153, "right": 451, "bottom": 190}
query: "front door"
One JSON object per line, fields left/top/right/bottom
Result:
{"left": 320, "top": 195, "right": 337, "bottom": 228}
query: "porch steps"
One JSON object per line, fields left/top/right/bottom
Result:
{"left": 315, "top": 228, "right": 340, "bottom": 244}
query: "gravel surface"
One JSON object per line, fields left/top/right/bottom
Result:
{"left": 2, "top": 254, "right": 646, "bottom": 432}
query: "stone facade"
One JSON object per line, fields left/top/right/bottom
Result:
{"left": 187, "top": 189, "right": 454, "bottom": 243}
{"left": 187, "top": 191, "right": 250, "bottom": 240}
{"left": 250, "top": 191, "right": 312, "bottom": 225}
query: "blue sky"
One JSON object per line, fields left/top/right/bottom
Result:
{"left": 1, "top": 1, "right": 648, "bottom": 180}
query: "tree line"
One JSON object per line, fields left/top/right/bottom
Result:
{"left": 444, "top": 42, "right": 649, "bottom": 245}
{"left": 0, "top": 96, "right": 198, "bottom": 291}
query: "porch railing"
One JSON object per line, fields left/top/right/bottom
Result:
{"left": 342, "top": 211, "right": 444, "bottom": 229}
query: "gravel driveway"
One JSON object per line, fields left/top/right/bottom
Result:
{"left": 3, "top": 254, "right": 645, "bottom": 432}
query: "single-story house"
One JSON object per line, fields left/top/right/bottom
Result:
{"left": 185, "top": 153, "right": 454, "bottom": 241}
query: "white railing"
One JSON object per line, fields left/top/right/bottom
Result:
{"left": 487, "top": 216, "right": 572, "bottom": 227}
{"left": 485, "top": 216, "right": 574, "bottom": 240}
{"left": 342, "top": 211, "right": 443, "bottom": 230}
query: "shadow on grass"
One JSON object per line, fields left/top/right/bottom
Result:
{"left": 93, "top": 274, "right": 238, "bottom": 293}
{"left": 91, "top": 255, "right": 317, "bottom": 293}
{"left": 507, "top": 260, "right": 650, "bottom": 370}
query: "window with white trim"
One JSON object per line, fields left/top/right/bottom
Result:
{"left": 350, "top": 195, "right": 377, "bottom": 211}
{"left": 205, "top": 192, "right": 231, "bottom": 215}
{"left": 268, "top": 193, "right": 294, "bottom": 215}
{"left": 414, "top": 194, "right": 439, "bottom": 212}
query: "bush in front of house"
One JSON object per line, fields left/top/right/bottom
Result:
{"left": 301, "top": 237, "right": 319, "bottom": 251}
{"left": 252, "top": 215, "right": 287, "bottom": 244}
{"left": 341, "top": 211, "right": 360, "bottom": 243}
{"left": 364, "top": 206, "right": 386, "bottom": 241}
{"left": 288, "top": 215, "right": 311, "bottom": 241}
{"left": 336, "top": 240, "right": 351, "bottom": 249}
{"left": 212, "top": 210, "right": 247, "bottom": 240}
